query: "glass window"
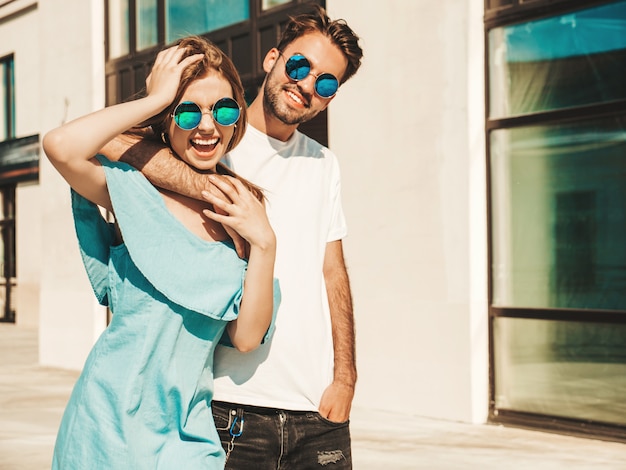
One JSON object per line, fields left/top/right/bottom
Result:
{"left": 262, "top": 0, "right": 291, "bottom": 10}
{"left": 136, "top": 0, "right": 158, "bottom": 51}
{"left": 490, "top": 116, "right": 626, "bottom": 311}
{"left": 0, "top": 56, "right": 14, "bottom": 141}
{"left": 488, "top": 1, "right": 626, "bottom": 118}
{"left": 108, "top": 0, "right": 130, "bottom": 58}
{"left": 494, "top": 317, "right": 626, "bottom": 426}
{"left": 165, "top": 0, "right": 249, "bottom": 44}
{"left": 0, "top": 184, "right": 16, "bottom": 322}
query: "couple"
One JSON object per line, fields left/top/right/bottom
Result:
{"left": 44, "top": 6, "right": 363, "bottom": 470}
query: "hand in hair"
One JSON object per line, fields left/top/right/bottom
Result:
{"left": 145, "top": 45, "right": 203, "bottom": 108}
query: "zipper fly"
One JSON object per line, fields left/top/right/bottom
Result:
{"left": 277, "top": 411, "right": 286, "bottom": 469}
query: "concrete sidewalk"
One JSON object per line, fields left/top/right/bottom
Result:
{"left": 1, "top": 323, "right": 625, "bottom": 469}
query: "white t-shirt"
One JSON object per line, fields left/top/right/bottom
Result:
{"left": 213, "top": 124, "right": 347, "bottom": 411}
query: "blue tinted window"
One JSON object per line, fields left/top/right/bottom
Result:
{"left": 489, "top": 1, "right": 626, "bottom": 117}
{"left": 137, "top": 0, "right": 158, "bottom": 51}
{"left": 491, "top": 115, "right": 626, "bottom": 311}
{"left": 166, "top": 0, "right": 249, "bottom": 44}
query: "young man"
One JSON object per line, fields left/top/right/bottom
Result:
{"left": 101, "top": 6, "right": 363, "bottom": 468}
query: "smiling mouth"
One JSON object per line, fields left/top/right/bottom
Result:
{"left": 191, "top": 137, "right": 219, "bottom": 153}
{"left": 286, "top": 89, "right": 309, "bottom": 108}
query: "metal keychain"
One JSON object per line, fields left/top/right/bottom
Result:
{"left": 225, "top": 408, "right": 244, "bottom": 463}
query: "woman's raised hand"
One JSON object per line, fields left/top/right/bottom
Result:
{"left": 145, "top": 45, "right": 203, "bottom": 109}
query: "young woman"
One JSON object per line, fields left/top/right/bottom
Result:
{"left": 43, "top": 36, "right": 278, "bottom": 469}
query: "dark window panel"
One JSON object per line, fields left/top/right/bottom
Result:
{"left": 106, "top": 73, "right": 118, "bottom": 107}
{"left": 134, "top": 63, "right": 148, "bottom": 98}
{"left": 120, "top": 69, "right": 132, "bottom": 103}
{"left": 232, "top": 33, "right": 252, "bottom": 76}
{"left": 259, "top": 25, "right": 278, "bottom": 57}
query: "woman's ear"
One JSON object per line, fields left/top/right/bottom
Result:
{"left": 262, "top": 48, "right": 280, "bottom": 73}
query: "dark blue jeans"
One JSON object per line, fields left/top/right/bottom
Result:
{"left": 212, "top": 400, "right": 352, "bottom": 469}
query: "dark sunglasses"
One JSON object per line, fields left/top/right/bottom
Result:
{"left": 172, "top": 98, "right": 241, "bottom": 130}
{"left": 280, "top": 53, "right": 339, "bottom": 99}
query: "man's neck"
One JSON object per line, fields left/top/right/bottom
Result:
{"left": 247, "top": 97, "right": 297, "bottom": 142}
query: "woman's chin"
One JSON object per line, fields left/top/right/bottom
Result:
{"left": 183, "top": 154, "right": 222, "bottom": 172}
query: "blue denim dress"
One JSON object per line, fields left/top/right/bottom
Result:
{"left": 52, "top": 157, "right": 256, "bottom": 469}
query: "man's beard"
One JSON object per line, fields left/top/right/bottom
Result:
{"left": 263, "top": 74, "right": 320, "bottom": 126}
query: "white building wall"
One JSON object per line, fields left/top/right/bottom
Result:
{"left": 0, "top": 1, "right": 41, "bottom": 329}
{"left": 16, "top": 182, "right": 40, "bottom": 328}
{"left": 38, "top": 0, "right": 107, "bottom": 370}
{"left": 327, "top": 0, "right": 488, "bottom": 423}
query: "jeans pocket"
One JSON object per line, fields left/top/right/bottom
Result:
{"left": 313, "top": 411, "right": 350, "bottom": 427}
{"left": 212, "top": 403, "right": 234, "bottom": 431}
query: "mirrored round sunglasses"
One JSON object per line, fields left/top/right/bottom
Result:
{"left": 172, "top": 98, "right": 241, "bottom": 130}
{"left": 281, "top": 53, "right": 339, "bottom": 98}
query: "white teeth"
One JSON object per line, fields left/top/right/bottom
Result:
{"left": 192, "top": 138, "right": 218, "bottom": 146}
{"left": 287, "top": 91, "right": 304, "bottom": 105}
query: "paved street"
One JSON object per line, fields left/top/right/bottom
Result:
{"left": 1, "top": 324, "right": 625, "bottom": 469}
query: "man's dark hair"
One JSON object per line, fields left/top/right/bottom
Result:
{"left": 277, "top": 5, "right": 363, "bottom": 84}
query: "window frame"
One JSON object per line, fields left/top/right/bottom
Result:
{"left": 485, "top": 0, "right": 626, "bottom": 443}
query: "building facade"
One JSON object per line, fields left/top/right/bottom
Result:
{"left": 1, "top": 0, "right": 624, "bottom": 443}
